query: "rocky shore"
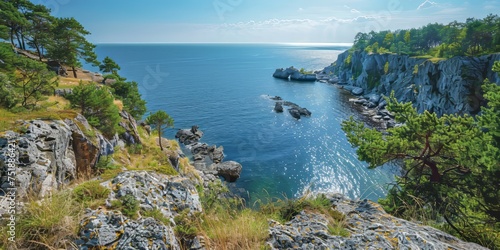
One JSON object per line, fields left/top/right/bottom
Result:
{"left": 175, "top": 126, "right": 242, "bottom": 185}
{"left": 0, "top": 115, "right": 488, "bottom": 249}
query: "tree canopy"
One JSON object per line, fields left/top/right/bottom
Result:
{"left": 341, "top": 63, "right": 500, "bottom": 248}
{"left": 351, "top": 14, "right": 500, "bottom": 57}
{"left": 67, "top": 83, "right": 121, "bottom": 137}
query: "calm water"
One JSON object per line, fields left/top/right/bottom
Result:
{"left": 88, "top": 43, "right": 394, "bottom": 202}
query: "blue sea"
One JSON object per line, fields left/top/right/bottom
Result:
{"left": 87, "top": 43, "right": 394, "bottom": 203}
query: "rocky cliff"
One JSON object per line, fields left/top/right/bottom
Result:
{"left": 0, "top": 111, "right": 140, "bottom": 200}
{"left": 322, "top": 51, "right": 500, "bottom": 116}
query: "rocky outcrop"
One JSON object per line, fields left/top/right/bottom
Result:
{"left": 215, "top": 161, "right": 242, "bottom": 182}
{"left": 176, "top": 127, "right": 243, "bottom": 184}
{"left": 118, "top": 111, "right": 141, "bottom": 145}
{"left": 274, "top": 102, "right": 284, "bottom": 113}
{"left": 268, "top": 96, "right": 312, "bottom": 119}
{"left": 268, "top": 193, "right": 487, "bottom": 250}
{"left": 65, "top": 118, "right": 100, "bottom": 177}
{"left": 0, "top": 114, "right": 125, "bottom": 199}
{"left": 273, "top": 67, "right": 317, "bottom": 82}
{"left": 282, "top": 101, "right": 312, "bottom": 119}
{"left": 175, "top": 126, "right": 204, "bottom": 145}
{"left": 325, "top": 51, "right": 500, "bottom": 116}
{"left": 0, "top": 120, "right": 76, "bottom": 198}
{"left": 104, "top": 171, "right": 201, "bottom": 221}
{"left": 76, "top": 171, "right": 203, "bottom": 249}
{"left": 77, "top": 210, "right": 179, "bottom": 250}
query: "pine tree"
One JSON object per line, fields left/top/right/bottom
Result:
{"left": 145, "top": 110, "right": 174, "bottom": 151}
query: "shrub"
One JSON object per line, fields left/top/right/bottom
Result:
{"left": 111, "top": 194, "right": 139, "bottom": 218}
{"left": 72, "top": 180, "right": 110, "bottom": 203}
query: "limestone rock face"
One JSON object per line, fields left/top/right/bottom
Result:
{"left": 267, "top": 193, "right": 488, "bottom": 250}
{"left": 0, "top": 120, "right": 76, "bottom": 198}
{"left": 118, "top": 111, "right": 142, "bottom": 145}
{"left": 77, "top": 210, "right": 180, "bottom": 250}
{"left": 0, "top": 115, "right": 117, "bottom": 200}
{"left": 104, "top": 171, "right": 202, "bottom": 219}
{"left": 76, "top": 171, "right": 203, "bottom": 249}
{"left": 65, "top": 118, "right": 100, "bottom": 177}
{"left": 325, "top": 51, "right": 500, "bottom": 116}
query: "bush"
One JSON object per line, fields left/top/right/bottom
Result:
{"left": 73, "top": 180, "right": 110, "bottom": 204}
{"left": 111, "top": 194, "right": 139, "bottom": 218}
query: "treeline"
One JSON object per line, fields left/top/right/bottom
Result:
{"left": 0, "top": 0, "right": 147, "bottom": 135}
{"left": 342, "top": 62, "right": 500, "bottom": 249}
{"left": 351, "top": 14, "right": 500, "bottom": 58}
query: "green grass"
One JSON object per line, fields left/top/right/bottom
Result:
{"left": 110, "top": 194, "right": 139, "bottom": 219}
{"left": 142, "top": 208, "right": 171, "bottom": 225}
{"left": 0, "top": 107, "right": 77, "bottom": 133}
{"left": 72, "top": 180, "right": 110, "bottom": 209}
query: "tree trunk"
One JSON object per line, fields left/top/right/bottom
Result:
{"left": 72, "top": 66, "right": 77, "bottom": 78}
{"left": 158, "top": 125, "right": 163, "bottom": 151}
{"left": 21, "top": 33, "right": 26, "bottom": 50}
{"left": 16, "top": 32, "right": 22, "bottom": 50}
{"left": 35, "top": 44, "right": 42, "bottom": 61}
{"left": 10, "top": 29, "right": 15, "bottom": 47}
{"left": 426, "top": 160, "right": 441, "bottom": 183}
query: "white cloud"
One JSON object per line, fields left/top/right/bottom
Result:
{"left": 351, "top": 9, "right": 361, "bottom": 13}
{"left": 417, "top": 0, "right": 437, "bottom": 10}
{"left": 298, "top": 7, "right": 304, "bottom": 12}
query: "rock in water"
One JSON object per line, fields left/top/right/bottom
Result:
{"left": 175, "top": 127, "right": 204, "bottom": 145}
{"left": 215, "top": 161, "right": 242, "bottom": 182}
{"left": 208, "top": 145, "right": 224, "bottom": 163}
{"left": 288, "top": 108, "right": 301, "bottom": 120}
{"left": 298, "top": 107, "right": 311, "bottom": 117}
{"left": 274, "top": 102, "right": 284, "bottom": 113}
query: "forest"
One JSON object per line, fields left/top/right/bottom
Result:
{"left": 351, "top": 14, "right": 500, "bottom": 57}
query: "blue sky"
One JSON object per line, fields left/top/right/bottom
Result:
{"left": 33, "top": 0, "right": 498, "bottom": 43}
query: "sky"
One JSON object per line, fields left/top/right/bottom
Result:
{"left": 32, "top": 0, "right": 499, "bottom": 44}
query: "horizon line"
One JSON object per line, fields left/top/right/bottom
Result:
{"left": 94, "top": 42, "right": 354, "bottom": 46}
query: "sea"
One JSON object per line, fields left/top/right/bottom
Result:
{"left": 85, "top": 43, "right": 395, "bottom": 204}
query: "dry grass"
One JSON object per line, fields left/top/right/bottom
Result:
{"left": 0, "top": 107, "right": 77, "bottom": 133}
{"left": 200, "top": 209, "right": 269, "bottom": 250}
{"left": 114, "top": 99, "right": 124, "bottom": 111}
{"left": 0, "top": 191, "right": 83, "bottom": 250}
{"left": 112, "top": 130, "right": 178, "bottom": 176}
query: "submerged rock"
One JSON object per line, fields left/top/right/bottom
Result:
{"left": 274, "top": 102, "right": 284, "bottom": 113}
